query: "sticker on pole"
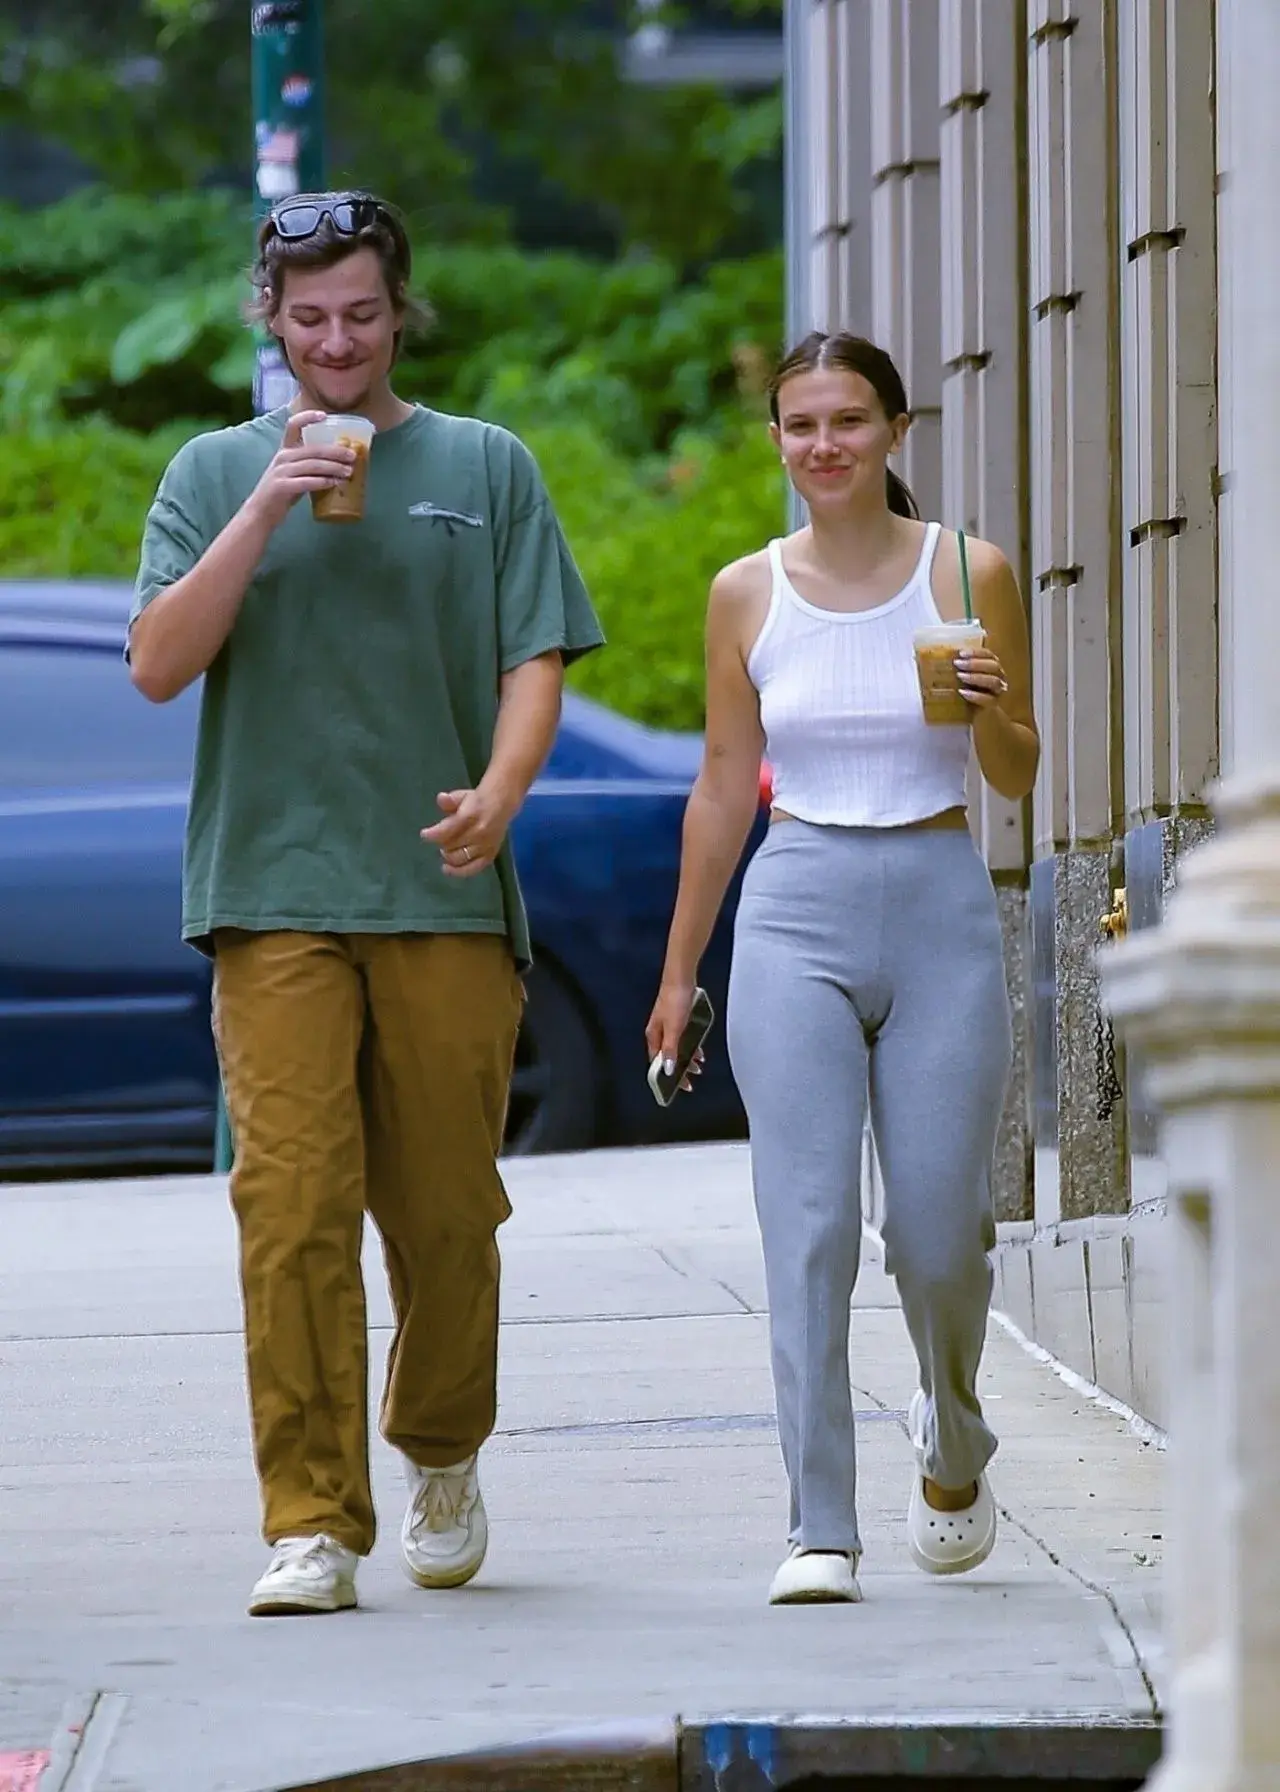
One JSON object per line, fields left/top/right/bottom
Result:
{"left": 252, "top": 1, "right": 306, "bottom": 34}
{"left": 255, "top": 342, "right": 298, "bottom": 415}
{"left": 281, "top": 74, "right": 313, "bottom": 107}
{"left": 255, "top": 125, "right": 300, "bottom": 200}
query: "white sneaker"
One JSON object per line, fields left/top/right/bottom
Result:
{"left": 401, "top": 1454, "right": 488, "bottom": 1588}
{"left": 248, "top": 1534, "right": 358, "bottom": 1616}
{"left": 768, "top": 1547, "right": 862, "bottom": 1605}
{"left": 906, "top": 1389, "right": 998, "bottom": 1576}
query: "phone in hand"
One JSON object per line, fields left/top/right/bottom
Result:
{"left": 647, "top": 987, "right": 715, "bottom": 1108}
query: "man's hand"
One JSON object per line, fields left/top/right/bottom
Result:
{"left": 422, "top": 655, "right": 562, "bottom": 878}
{"left": 421, "top": 787, "right": 514, "bottom": 878}
{"left": 244, "top": 409, "right": 355, "bottom": 532}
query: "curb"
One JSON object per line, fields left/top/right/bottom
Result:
{"left": 277, "top": 1715, "right": 1163, "bottom": 1791}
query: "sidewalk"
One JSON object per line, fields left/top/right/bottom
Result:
{"left": 1, "top": 1144, "right": 1164, "bottom": 1791}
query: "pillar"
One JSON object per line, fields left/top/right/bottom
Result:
{"left": 1102, "top": 5, "right": 1280, "bottom": 1784}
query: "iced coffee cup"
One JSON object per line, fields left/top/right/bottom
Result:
{"left": 301, "top": 415, "right": 376, "bottom": 523}
{"left": 913, "top": 620, "right": 986, "bottom": 725}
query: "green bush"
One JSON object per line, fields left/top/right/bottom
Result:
{"left": 0, "top": 190, "right": 784, "bottom": 454}
{"left": 0, "top": 412, "right": 784, "bottom": 731}
{"left": 0, "top": 191, "right": 787, "bottom": 728}
{"left": 0, "top": 419, "right": 194, "bottom": 573}
{"left": 526, "top": 419, "right": 783, "bottom": 729}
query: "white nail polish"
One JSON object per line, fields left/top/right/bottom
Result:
{"left": 663, "top": 1059, "right": 676, "bottom": 1075}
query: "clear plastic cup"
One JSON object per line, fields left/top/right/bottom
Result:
{"left": 300, "top": 414, "right": 376, "bottom": 523}
{"left": 913, "top": 620, "right": 986, "bottom": 725}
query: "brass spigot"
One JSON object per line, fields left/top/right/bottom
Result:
{"left": 1099, "top": 887, "right": 1129, "bottom": 942}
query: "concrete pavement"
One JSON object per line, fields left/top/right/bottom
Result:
{"left": 1, "top": 1145, "right": 1164, "bottom": 1790}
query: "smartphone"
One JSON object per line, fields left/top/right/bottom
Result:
{"left": 647, "top": 987, "right": 715, "bottom": 1108}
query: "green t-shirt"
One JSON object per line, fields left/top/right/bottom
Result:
{"left": 131, "top": 404, "right": 605, "bottom": 966}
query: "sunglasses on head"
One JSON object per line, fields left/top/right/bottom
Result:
{"left": 268, "top": 192, "right": 407, "bottom": 257}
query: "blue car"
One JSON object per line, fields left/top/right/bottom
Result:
{"left": 0, "top": 580, "right": 759, "bottom": 1173}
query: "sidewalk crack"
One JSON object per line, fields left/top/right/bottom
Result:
{"left": 855, "top": 1382, "right": 1161, "bottom": 1720}
{"left": 995, "top": 1504, "right": 1162, "bottom": 1719}
{"left": 651, "top": 1244, "right": 754, "bottom": 1314}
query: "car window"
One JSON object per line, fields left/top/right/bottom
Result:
{"left": 0, "top": 642, "right": 197, "bottom": 793}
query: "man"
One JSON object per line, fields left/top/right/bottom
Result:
{"left": 128, "top": 191, "right": 604, "bottom": 1616}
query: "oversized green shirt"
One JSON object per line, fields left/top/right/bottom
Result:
{"left": 131, "top": 405, "right": 604, "bottom": 966}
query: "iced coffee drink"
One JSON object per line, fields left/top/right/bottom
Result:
{"left": 913, "top": 620, "right": 986, "bottom": 725}
{"left": 301, "top": 415, "right": 376, "bottom": 523}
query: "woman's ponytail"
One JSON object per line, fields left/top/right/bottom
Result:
{"left": 886, "top": 468, "right": 919, "bottom": 519}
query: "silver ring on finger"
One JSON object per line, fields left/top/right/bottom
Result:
{"left": 462, "top": 845, "right": 473, "bottom": 862}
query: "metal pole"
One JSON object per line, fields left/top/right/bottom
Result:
{"left": 216, "top": 1, "right": 327, "bottom": 1175}
{"left": 251, "top": 0, "right": 327, "bottom": 413}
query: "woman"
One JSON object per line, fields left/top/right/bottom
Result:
{"left": 646, "top": 332, "right": 1039, "bottom": 1606}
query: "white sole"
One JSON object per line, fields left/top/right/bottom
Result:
{"left": 402, "top": 1551, "right": 486, "bottom": 1590}
{"left": 769, "top": 1583, "right": 863, "bottom": 1606}
{"left": 248, "top": 1583, "right": 357, "bottom": 1617}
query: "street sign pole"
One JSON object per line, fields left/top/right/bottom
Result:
{"left": 215, "top": 0, "right": 327, "bottom": 1175}
{"left": 250, "top": 0, "right": 327, "bottom": 412}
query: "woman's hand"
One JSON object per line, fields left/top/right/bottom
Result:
{"left": 945, "top": 536, "right": 1039, "bottom": 800}
{"left": 645, "top": 982, "right": 705, "bottom": 1092}
{"left": 956, "top": 645, "right": 1010, "bottom": 710}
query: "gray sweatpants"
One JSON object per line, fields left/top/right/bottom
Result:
{"left": 727, "top": 820, "right": 1012, "bottom": 1554}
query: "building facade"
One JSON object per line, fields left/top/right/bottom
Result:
{"left": 785, "top": 0, "right": 1226, "bottom": 1424}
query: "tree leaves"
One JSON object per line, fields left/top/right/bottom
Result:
{"left": 0, "top": 189, "right": 782, "bottom": 448}
{"left": 0, "top": 409, "right": 784, "bottom": 728}
{"left": 0, "top": 0, "right": 782, "bottom": 264}
{"left": 109, "top": 277, "right": 242, "bottom": 385}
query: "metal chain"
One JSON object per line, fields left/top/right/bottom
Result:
{"left": 1094, "top": 1004, "right": 1124, "bottom": 1125}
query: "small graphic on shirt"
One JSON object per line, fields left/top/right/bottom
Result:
{"left": 408, "top": 502, "right": 484, "bottom": 535}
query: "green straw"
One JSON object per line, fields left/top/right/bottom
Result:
{"left": 958, "top": 529, "right": 973, "bottom": 622}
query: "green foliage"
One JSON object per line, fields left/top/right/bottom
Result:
{"left": 0, "top": 411, "right": 783, "bottom": 729}
{"left": 0, "top": 418, "right": 198, "bottom": 574}
{"left": 0, "top": 190, "right": 785, "bottom": 456}
{"left": 0, "top": 0, "right": 783, "bottom": 263}
{"left": 0, "top": 189, "right": 250, "bottom": 430}
{"left": 0, "top": 11, "right": 789, "bottom": 732}
{"left": 528, "top": 417, "right": 783, "bottom": 728}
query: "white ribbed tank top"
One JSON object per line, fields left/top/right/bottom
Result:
{"left": 746, "top": 522, "right": 970, "bottom": 828}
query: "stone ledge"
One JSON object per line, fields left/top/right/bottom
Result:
{"left": 992, "top": 1204, "right": 1167, "bottom": 1429}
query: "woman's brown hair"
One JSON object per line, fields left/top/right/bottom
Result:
{"left": 769, "top": 331, "right": 919, "bottom": 519}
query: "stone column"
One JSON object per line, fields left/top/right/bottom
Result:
{"left": 939, "top": 0, "right": 1032, "bottom": 1221}
{"left": 1117, "top": 0, "right": 1219, "bottom": 1206}
{"left": 784, "top": 0, "right": 874, "bottom": 343}
{"left": 1025, "top": 0, "right": 1126, "bottom": 1225}
{"left": 869, "top": 0, "right": 942, "bottom": 518}
{"left": 784, "top": 0, "right": 875, "bottom": 534}
{"left": 1102, "top": 4, "right": 1280, "bottom": 1784}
